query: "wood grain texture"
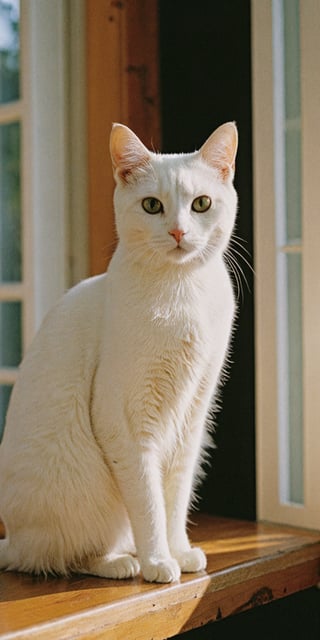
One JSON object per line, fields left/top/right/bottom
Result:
{"left": 0, "top": 514, "right": 319, "bottom": 639}
{"left": 86, "top": 0, "right": 161, "bottom": 276}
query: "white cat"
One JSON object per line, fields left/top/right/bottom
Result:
{"left": 0, "top": 122, "right": 238, "bottom": 583}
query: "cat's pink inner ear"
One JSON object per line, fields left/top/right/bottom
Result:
{"left": 110, "top": 124, "right": 150, "bottom": 181}
{"left": 200, "top": 122, "right": 238, "bottom": 181}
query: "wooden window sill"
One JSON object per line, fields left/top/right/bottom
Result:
{"left": 0, "top": 514, "right": 319, "bottom": 639}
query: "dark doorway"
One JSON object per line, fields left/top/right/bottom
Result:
{"left": 159, "top": 0, "right": 255, "bottom": 519}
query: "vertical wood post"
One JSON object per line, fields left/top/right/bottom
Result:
{"left": 86, "top": 0, "right": 160, "bottom": 275}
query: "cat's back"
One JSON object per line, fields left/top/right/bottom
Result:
{"left": 1, "top": 273, "right": 107, "bottom": 448}
{"left": 21, "top": 272, "right": 106, "bottom": 373}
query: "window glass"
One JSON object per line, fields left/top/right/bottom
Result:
{"left": 0, "top": 121, "right": 21, "bottom": 281}
{"left": 0, "top": 383, "right": 11, "bottom": 439}
{"left": 0, "top": 0, "right": 20, "bottom": 104}
{"left": 273, "top": 0, "right": 303, "bottom": 505}
{"left": 0, "top": 1, "right": 21, "bottom": 441}
{"left": 277, "top": 251, "right": 304, "bottom": 505}
{"left": 283, "top": 0, "right": 301, "bottom": 243}
{"left": 0, "top": 301, "right": 22, "bottom": 367}
{"left": 286, "top": 253, "right": 303, "bottom": 503}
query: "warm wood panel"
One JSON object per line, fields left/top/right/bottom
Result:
{"left": 0, "top": 514, "right": 319, "bottom": 639}
{"left": 86, "top": 0, "right": 161, "bottom": 276}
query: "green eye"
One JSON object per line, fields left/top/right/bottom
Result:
{"left": 142, "top": 197, "right": 163, "bottom": 214}
{"left": 192, "top": 195, "right": 212, "bottom": 213}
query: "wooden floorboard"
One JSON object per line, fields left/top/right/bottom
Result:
{"left": 0, "top": 514, "right": 319, "bottom": 639}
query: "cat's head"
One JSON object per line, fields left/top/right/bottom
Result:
{"left": 110, "top": 123, "right": 238, "bottom": 269}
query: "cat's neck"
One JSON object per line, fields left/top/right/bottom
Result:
{"left": 106, "top": 243, "right": 229, "bottom": 319}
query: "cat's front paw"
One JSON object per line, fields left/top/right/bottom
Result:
{"left": 106, "top": 554, "right": 141, "bottom": 579}
{"left": 82, "top": 553, "right": 140, "bottom": 579}
{"left": 141, "top": 557, "right": 181, "bottom": 583}
{"left": 175, "top": 547, "right": 207, "bottom": 573}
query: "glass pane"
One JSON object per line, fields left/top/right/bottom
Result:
{"left": 0, "top": 300, "right": 22, "bottom": 366}
{"left": 0, "top": 121, "right": 21, "bottom": 281}
{"left": 0, "top": 383, "right": 12, "bottom": 440}
{"left": 0, "top": 0, "right": 20, "bottom": 103}
{"left": 285, "top": 127, "right": 301, "bottom": 241}
{"left": 287, "top": 253, "right": 303, "bottom": 504}
{"left": 283, "top": 0, "right": 300, "bottom": 121}
{"left": 277, "top": 252, "right": 303, "bottom": 505}
{"left": 273, "top": 0, "right": 302, "bottom": 245}
{"left": 283, "top": 0, "right": 301, "bottom": 243}
{"left": 273, "top": 0, "right": 304, "bottom": 506}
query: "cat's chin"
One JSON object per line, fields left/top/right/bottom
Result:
{"left": 165, "top": 245, "right": 211, "bottom": 267}
{"left": 166, "top": 246, "right": 196, "bottom": 265}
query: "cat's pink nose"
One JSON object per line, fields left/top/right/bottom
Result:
{"left": 168, "top": 228, "right": 186, "bottom": 244}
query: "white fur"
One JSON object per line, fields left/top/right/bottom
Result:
{"left": 0, "top": 123, "right": 238, "bottom": 583}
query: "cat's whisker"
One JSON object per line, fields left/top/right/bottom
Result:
{"left": 230, "top": 252, "right": 252, "bottom": 296}
{"left": 224, "top": 233, "right": 254, "bottom": 302}
{"left": 224, "top": 251, "right": 244, "bottom": 302}
{"left": 230, "top": 233, "right": 252, "bottom": 257}
{"left": 225, "top": 256, "right": 239, "bottom": 300}
{"left": 229, "top": 234, "right": 254, "bottom": 273}
{"left": 229, "top": 244, "right": 254, "bottom": 277}
{"left": 232, "top": 253, "right": 247, "bottom": 301}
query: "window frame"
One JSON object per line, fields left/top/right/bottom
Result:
{"left": 252, "top": 0, "right": 320, "bottom": 529}
{"left": 21, "top": 0, "right": 88, "bottom": 344}
{"left": 21, "top": 0, "right": 69, "bottom": 345}
{"left": 0, "top": 0, "right": 88, "bottom": 434}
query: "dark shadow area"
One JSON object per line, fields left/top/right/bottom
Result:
{"left": 159, "top": 0, "right": 255, "bottom": 520}
{"left": 177, "top": 587, "right": 320, "bottom": 640}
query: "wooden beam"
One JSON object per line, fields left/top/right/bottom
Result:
{"left": 86, "top": 0, "right": 161, "bottom": 276}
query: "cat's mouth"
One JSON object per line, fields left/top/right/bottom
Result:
{"left": 170, "top": 244, "right": 187, "bottom": 254}
{"left": 167, "top": 244, "right": 195, "bottom": 263}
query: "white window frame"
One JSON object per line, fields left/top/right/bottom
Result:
{"left": 252, "top": 0, "right": 320, "bottom": 529}
{"left": 0, "top": 0, "right": 88, "bottom": 398}
{"left": 21, "top": 0, "right": 70, "bottom": 345}
{"left": 22, "top": 0, "right": 88, "bottom": 344}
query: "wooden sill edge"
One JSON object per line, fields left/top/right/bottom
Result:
{"left": 1, "top": 515, "right": 320, "bottom": 640}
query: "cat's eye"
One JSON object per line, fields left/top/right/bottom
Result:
{"left": 142, "top": 197, "right": 163, "bottom": 214}
{"left": 192, "top": 195, "right": 212, "bottom": 213}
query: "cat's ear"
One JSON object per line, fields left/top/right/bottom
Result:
{"left": 110, "top": 123, "right": 150, "bottom": 183}
{"left": 199, "top": 122, "right": 238, "bottom": 181}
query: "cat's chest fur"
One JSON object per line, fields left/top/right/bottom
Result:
{"left": 103, "top": 257, "right": 230, "bottom": 365}
{"left": 93, "top": 254, "right": 234, "bottom": 447}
